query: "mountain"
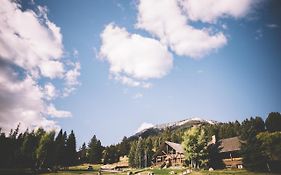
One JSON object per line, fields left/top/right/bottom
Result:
{"left": 130, "top": 117, "right": 218, "bottom": 139}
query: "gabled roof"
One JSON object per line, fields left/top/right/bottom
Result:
{"left": 219, "top": 136, "right": 241, "bottom": 153}
{"left": 165, "top": 141, "right": 184, "bottom": 154}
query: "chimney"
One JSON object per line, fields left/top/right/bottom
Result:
{"left": 211, "top": 135, "right": 216, "bottom": 144}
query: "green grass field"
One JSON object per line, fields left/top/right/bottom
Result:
{"left": 40, "top": 168, "right": 280, "bottom": 175}
{"left": 1, "top": 166, "right": 279, "bottom": 175}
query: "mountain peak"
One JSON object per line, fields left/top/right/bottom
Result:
{"left": 135, "top": 117, "right": 218, "bottom": 135}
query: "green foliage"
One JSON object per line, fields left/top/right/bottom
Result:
{"left": 0, "top": 125, "right": 78, "bottom": 170}
{"left": 88, "top": 135, "right": 103, "bottom": 164}
{"left": 257, "top": 131, "right": 281, "bottom": 172}
{"left": 36, "top": 131, "right": 56, "bottom": 168}
{"left": 65, "top": 130, "right": 78, "bottom": 166}
{"left": 207, "top": 142, "right": 225, "bottom": 170}
{"left": 240, "top": 117, "right": 268, "bottom": 172}
{"left": 128, "top": 141, "right": 137, "bottom": 167}
{"left": 78, "top": 142, "right": 87, "bottom": 163}
{"left": 128, "top": 137, "right": 154, "bottom": 168}
{"left": 265, "top": 112, "right": 281, "bottom": 132}
{"left": 182, "top": 126, "right": 208, "bottom": 169}
{"left": 102, "top": 145, "right": 120, "bottom": 164}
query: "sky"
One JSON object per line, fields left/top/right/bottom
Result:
{"left": 0, "top": 0, "right": 281, "bottom": 146}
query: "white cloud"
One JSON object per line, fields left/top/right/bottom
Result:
{"left": 136, "top": 0, "right": 227, "bottom": 58}
{"left": 132, "top": 93, "right": 143, "bottom": 99}
{"left": 0, "top": 66, "right": 60, "bottom": 132}
{"left": 47, "top": 104, "right": 72, "bottom": 118}
{"left": 43, "top": 82, "right": 57, "bottom": 100}
{"left": 100, "top": 23, "right": 173, "bottom": 87}
{"left": 113, "top": 75, "right": 152, "bottom": 88}
{"left": 266, "top": 24, "right": 279, "bottom": 29}
{"left": 63, "top": 62, "right": 81, "bottom": 96}
{"left": 0, "top": 0, "right": 64, "bottom": 78}
{"left": 0, "top": 0, "right": 80, "bottom": 132}
{"left": 180, "top": 0, "right": 254, "bottom": 23}
{"left": 136, "top": 122, "right": 154, "bottom": 133}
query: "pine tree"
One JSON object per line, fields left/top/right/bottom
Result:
{"left": 66, "top": 130, "right": 77, "bottom": 166}
{"left": 79, "top": 142, "right": 88, "bottom": 163}
{"left": 240, "top": 117, "right": 268, "bottom": 172}
{"left": 88, "top": 135, "right": 103, "bottom": 164}
{"left": 265, "top": 112, "right": 281, "bottom": 132}
{"left": 36, "top": 131, "right": 56, "bottom": 169}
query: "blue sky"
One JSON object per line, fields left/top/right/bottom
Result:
{"left": 0, "top": 0, "right": 280, "bottom": 146}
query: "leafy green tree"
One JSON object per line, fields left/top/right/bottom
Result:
{"left": 182, "top": 126, "right": 208, "bottom": 169}
{"left": 134, "top": 137, "right": 144, "bottom": 168}
{"left": 265, "top": 112, "right": 281, "bottom": 132}
{"left": 128, "top": 141, "right": 137, "bottom": 167}
{"left": 144, "top": 137, "right": 154, "bottom": 167}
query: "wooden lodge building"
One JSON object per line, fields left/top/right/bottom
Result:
{"left": 219, "top": 136, "right": 243, "bottom": 168}
{"left": 153, "top": 141, "right": 185, "bottom": 167}
{"left": 153, "top": 136, "right": 243, "bottom": 168}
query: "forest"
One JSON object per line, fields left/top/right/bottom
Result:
{"left": 0, "top": 112, "right": 280, "bottom": 173}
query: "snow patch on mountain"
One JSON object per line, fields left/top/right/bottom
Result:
{"left": 136, "top": 117, "right": 217, "bottom": 134}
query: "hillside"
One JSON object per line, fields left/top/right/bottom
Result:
{"left": 130, "top": 117, "right": 218, "bottom": 140}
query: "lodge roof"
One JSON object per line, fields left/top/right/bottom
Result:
{"left": 165, "top": 141, "right": 185, "bottom": 154}
{"left": 219, "top": 136, "right": 241, "bottom": 153}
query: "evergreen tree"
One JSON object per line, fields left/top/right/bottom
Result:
{"left": 66, "top": 130, "right": 77, "bottom": 166}
{"left": 207, "top": 141, "right": 224, "bottom": 169}
{"left": 88, "top": 135, "right": 103, "bottom": 163}
{"left": 240, "top": 117, "right": 267, "bottom": 172}
{"left": 54, "top": 129, "right": 66, "bottom": 167}
{"left": 21, "top": 131, "right": 38, "bottom": 168}
{"left": 79, "top": 142, "right": 88, "bottom": 163}
{"left": 257, "top": 131, "right": 281, "bottom": 172}
{"left": 119, "top": 136, "right": 130, "bottom": 156}
{"left": 36, "top": 131, "right": 56, "bottom": 169}
{"left": 265, "top": 112, "right": 281, "bottom": 132}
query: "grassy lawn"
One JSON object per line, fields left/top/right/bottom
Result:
{"left": 1, "top": 167, "right": 279, "bottom": 175}
{"left": 190, "top": 169, "right": 279, "bottom": 175}
{"left": 36, "top": 169, "right": 281, "bottom": 175}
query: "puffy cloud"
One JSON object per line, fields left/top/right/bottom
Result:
{"left": 100, "top": 24, "right": 173, "bottom": 87}
{"left": 0, "top": 0, "right": 64, "bottom": 78}
{"left": 180, "top": 0, "right": 254, "bottom": 23}
{"left": 0, "top": 65, "right": 60, "bottom": 132}
{"left": 136, "top": 122, "right": 154, "bottom": 133}
{"left": 63, "top": 62, "right": 81, "bottom": 96}
{"left": 47, "top": 104, "right": 72, "bottom": 118}
{"left": 0, "top": 0, "right": 80, "bottom": 132}
{"left": 43, "top": 83, "right": 57, "bottom": 100}
{"left": 266, "top": 24, "right": 279, "bottom": 29}
{"left": 136, "top": 0, "right": 227, "bottom": 58}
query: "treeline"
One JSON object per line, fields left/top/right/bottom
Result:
{"left": 181, "top": 112, "right": 281, "bottom": 172}
{"left": 0, "top": 127, "right": 77, "bottom": 170}
{"left": 0, "top": 112, "right": 280, "bottom": 173}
